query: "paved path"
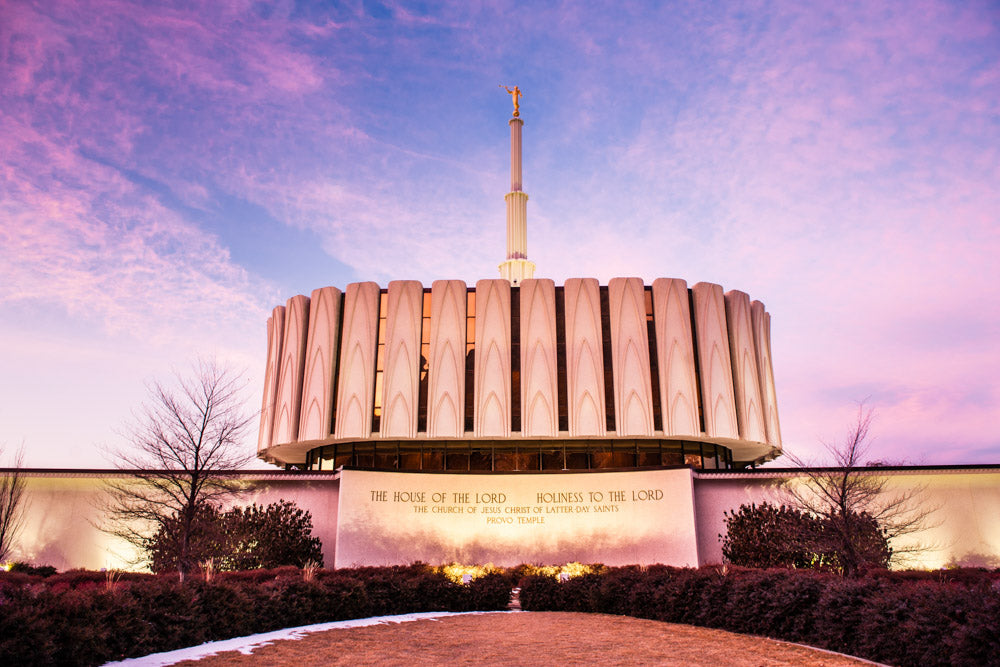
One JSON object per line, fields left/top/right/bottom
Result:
{"left": 158, "top": 612, "right": 879, "bottom": 666}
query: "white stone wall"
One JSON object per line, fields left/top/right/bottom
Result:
{"left": 333, "top": 282, "right": 380, "bottom": 440}
{"left": 335, "top": 468, "right": 699, "bottom": 568}
{"left": 299, "top": 287, "right": 342, "bottom": 441}
{"left": 257, "top": 305, "right": 285, "bottom": 453}
{"left": 652, "top": 278, "right": 700, "bottom": 437}
{"left": 7, "top": 472, "right": 341, "bottom": 571}
{"left": 609, "top": 278, "right": 654, "bottom": 437}
{"left": 691, "top": 282, "right": 739, "bottom": 440}
{"left": 272, "top": 295, "right": 309, "bottom": 445}
{"left": 8, "top": 467, "right": 998, "bottom": 571}
{"left": 474, "top": 279, "right": 512, "bottom": 438}
{"left": 565, "top": 278, "right": 607, "bottom": 437}
{"left": 428, "top": 280, "right": 466, "bottom": 438}
{"left": 693, "top": 468, "right": 1000, "bottom": 569}
{"left": 520, "top": 279, "right": 558, "bottom": 437}
{"left": 725, "top": 290, "right": 767, "bottom": 443}
{"left": 381, "top": 281, "right": 422, "bottom": 438}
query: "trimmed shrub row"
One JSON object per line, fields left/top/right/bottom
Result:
{"left": 0, "top": 565, "right": 518, "bottom": 666}
{"left": 519, "top": 566, "right": 1000, "bottom": 667}
{"left": 4, "top": 564, "right": 997, "bottom": 666}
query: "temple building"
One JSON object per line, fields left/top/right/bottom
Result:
{"left": 6, "top": 93, "right": 996, "bottom": 573}
{"left": 244, "top": 91, "right": 792, "bottom": 568}
{"left": 256, "top": 94, "right": 782, "bottom": 476}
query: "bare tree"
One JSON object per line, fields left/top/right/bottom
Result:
{"left": 783, "top": 404, "right": 934, "bottom": 576}
{"left": 104, "top": 360, "right": 255, "bottom": 579}
{"left": 0, "top": 444, "right": 27, "bottom": 563}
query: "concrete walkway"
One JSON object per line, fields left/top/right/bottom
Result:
{"left": 118, "top": 611, "right": 881, "bottom": 666}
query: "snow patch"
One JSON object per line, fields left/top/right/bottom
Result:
{"left": 103, "top": 611, "right": 512, "bottom": 666}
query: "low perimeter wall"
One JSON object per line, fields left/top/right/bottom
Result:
{"left": 4, "top": 466, "right": 999, "bottom": 571}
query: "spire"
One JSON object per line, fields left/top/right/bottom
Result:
{"left": 498, "top": 85, "right": 535, "bottom": 286}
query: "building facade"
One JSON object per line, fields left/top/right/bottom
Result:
{"left": 7, "top": 466, "right": 1000, "bottom": 571}
{"left": 257, "top": 278, "right": 783, "bottom": 474}
{"left": 4, "top": 97, "right": 997, "bottom": 574}
{"left": 242, "top": 93, "right": 799, "bottom": 567}
{"left": 258, "top": 94, "right": 781, "bottom": 477}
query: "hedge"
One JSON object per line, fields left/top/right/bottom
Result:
{"left": 4, "top": 565, "right": 997, "bottom": 666}
{"left": 0, "top": 565, "right": 518, "bottom": 666}
{"left": 519, "top": 566, "right": 1000, "bottom": 667}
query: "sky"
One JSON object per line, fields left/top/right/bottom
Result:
{"left": 1, "top": 0, "right": 998, "bottom": 469}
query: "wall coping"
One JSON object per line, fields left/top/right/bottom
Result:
{"left": 694, "top": 464, "right": 1000, "bottom": 479}
{"left": 3, "top": 463, "right": 998, "bottom": 481}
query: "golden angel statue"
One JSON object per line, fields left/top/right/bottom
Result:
{"left": 500, "top": 84, "right": 522, "bottom": 117}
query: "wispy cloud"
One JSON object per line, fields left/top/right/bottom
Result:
{"left": 1, "top": 0, "right": 997, "bottom": 465}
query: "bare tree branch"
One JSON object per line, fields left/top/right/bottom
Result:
{"left": 101, "top": 359, "right": 255, "bottom": 579}
{"left": 783, "top": 403, "right": 937, "bottom": 575}
{"left": 0, "top": 444, "right": 27, "bottom": 562}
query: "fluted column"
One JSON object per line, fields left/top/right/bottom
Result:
{"left": 499, "top": 116, "right": 535, "bottom": 285}
{"left": 510, "top": 116, "right": 522, "bottom": 191}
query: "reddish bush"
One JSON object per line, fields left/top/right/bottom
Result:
{"left": 519, "top": 566, "right": 1000, "bottom": 666}
{"left": 0, "top": 563, "right": 512, "bottom": 666}
{"left": 465, "top": 571, "right": 518, "bottom": 611}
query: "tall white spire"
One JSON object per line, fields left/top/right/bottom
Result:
{"left": 498, "top": 85, "right": 535, "bottom": 286}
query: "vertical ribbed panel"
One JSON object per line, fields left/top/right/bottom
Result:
{"left": 725, "top": 291, "right": 767, "bottom": 443}
{"left": 609, "top": 278, "right": 654, "bottom": 436}
{"left": 652, "top": 279, "right": 700, "bottom": 436}
{"left": 334, "top": 282, "right": 380, "bottom": 439}
{"left": 691, "top": 282, "right": 738, "bottom": 439}
{"left": 520, "top": 279, "right": 558, "bottom": 437}
{"left": 257, "top": 305, "right": 285, "bottom": 452}
{"left": 428, "top": 280, "right": 467, "bottom": 437}
{"left": 565, "top": 278, "right": 607, "bottom": 436}
{"left": 752, "top": 300, "right": 782, "bottom": 449}
{"left": 272, "top": 295, "right": 309, "bottom": 445}
{"left": 505, "top": 192, "right": 529, "bottom": 260}
{"left": 381, "top": 280, "right": 422, "bottom": 438}
{"left": 510, "top": 117, "right": 522, "bottom": 191}
{"left": 298, "top": 287, "right": 342, "bottom": 441}
{"left": 474, "top": 279, "right": 511, "bottom": 437}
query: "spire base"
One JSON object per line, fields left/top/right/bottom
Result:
{"left": 499, "top": 259, "right": 536, "bottom": 287}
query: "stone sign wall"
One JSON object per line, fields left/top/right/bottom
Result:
{"left": 334, "top": 467, "right": 699, "bottom": 567}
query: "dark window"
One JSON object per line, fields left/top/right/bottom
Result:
{"left": 446, "top": 442, "right": 471, "bottom": 471}
{"left": 645, "top": 287, "right": 663, "bottom": 432}
{"left": 371, "top": 290, "right": 388, "bottom": 433}
{"left": 565, "top": 449, "right": 589, "bottom": 469}
{"left": 333, "top": 442, "right": 352, "bottom": 469}
{"left": 637, "top": 440, "right": 661, "bottom": 468}
{"left": 422, "top": 448, "right": 444, "bottom": 471}
{"left": 306, "top": 438, "right": 732, "bottom": 472}
{"left": 610, "top": 441, "right": 636, "bottom": 468}
{"left": 329, "top": 296, "right": 345, "bottom": 435}
{"left": 417, "top": 290, "right": 431, "bottom": 432}
{"left": 493, "top": 447, "right": 517, "bottom": 471}
{"left": 683, "top": 441, "right": 702, "bottom": 468}
{"left": 599, "top": 286, "right": 616, "bottom": 432}
{"left": 464, "top": 290, "right": 476, "bottom": 432}
{"left": 354, "top": 442, "right": 375, "bottom": 468}
{"left": 661, "top": 445, "right": 684, "bottom": 466}
{"left": 555, "top": 286, "right": 568, "bottom": 432}
{"left": 541, "top": 447, "right": 564, "bottom": 470}
{"left": 375, "top": 442, "right": 398, "bottom": 469}
{"left": 687, "top": 288, "right": 706, "bottom": 434}
{"left": 470, "top": 444, "right": 493, "bottom": 470}
{"left": 399, "top": 442, "right": 422, "bottom": 470}
{"left": 511, "top": 286, "right": 521, "bottom": 432}
{"left": 592, "top": 439, "right": 615, "bottom": 469}
{"left": 515, "top": 447, "right": 539, "bottom": 471}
